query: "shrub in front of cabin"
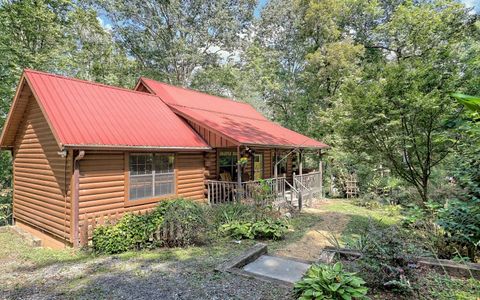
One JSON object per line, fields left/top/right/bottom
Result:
{"left": 92, "top": 212, "right": 164, "bottom": 254}
{"left": 156, "top": 198, "right": 209, "bottom": 247}
{"left": 92, "top": 198, "right": 207, "bottom": 254}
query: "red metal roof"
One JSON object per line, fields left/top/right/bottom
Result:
{"left": 20, "top": 70, "right": 210, "bottom": 150}
{"left": 139, "top": 78, "right": 269, "bottom": 121}
{"left": 138, "top": 78, "right": 329, "bottom": 149}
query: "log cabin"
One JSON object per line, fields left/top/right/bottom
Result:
{"left": 0, "top": 69, "right": 328, "bottom": 248}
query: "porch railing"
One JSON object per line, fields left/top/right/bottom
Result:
{"left": 293, "top": 171, "right": 323, "bottom": 196}
{"left": 207, "top": 177, "right": 286, "bottom": 205}
{"left": 207, "top": 171, "right": 323, "bottom": 208}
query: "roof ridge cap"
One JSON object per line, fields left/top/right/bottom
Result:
{"left": 141, "top": 77, "right": 254, "bottom": 107}
{"left": 171, "top": 103, "right": 271, "bottom": 122}
{"left": 25, "top": 69, "right": 159, "bottom": 98}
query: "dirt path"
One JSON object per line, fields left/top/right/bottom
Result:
{"left": 274, "top": 200, "right": 351, "bottom": 261}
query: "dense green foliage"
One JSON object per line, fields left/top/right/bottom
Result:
{"left": 92, "top": 199, "right": 206, "bottom": 254}
{"left": 357, "top": 225, "right": 424, "bottom": 293}
{"left": 437, "top": 200, "right": 480, "bottom": 259}
{"left": 93, "top": 198, "right": 290, "bottom": 254}
{"left": 418, "top": 272, "right": 480, "bottom": 300}
{"left": 159, "top": 198, "right": 209, "bottom": 247}
{"left": 220, "top": 218, "right": 288, "bottom": 240}
{"left": 293, "top": 262, "right": 368, "bottom": 300}
{"left": 0, "top": 190, "right": 12, "bottom": 226}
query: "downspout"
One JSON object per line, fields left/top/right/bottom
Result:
{"left": 73, "top": 150, "right": 85, "bottom": 248}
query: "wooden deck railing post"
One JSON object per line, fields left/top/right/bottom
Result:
{"left": 299, "top": 150, "right": 303, "bottom": 177}
{"left": 236, "top": 146, "right": 242, "bottom": 201}
{"left": 318, "top": 150, "right": 323, "bottom": 198}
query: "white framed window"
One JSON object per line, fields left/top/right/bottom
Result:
{"left": 129, "top": 153, "right": 175, "bottom": 200}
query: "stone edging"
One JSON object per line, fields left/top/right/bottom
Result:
{"left": 215, "top": 243, "right": 267, "bottom": 272}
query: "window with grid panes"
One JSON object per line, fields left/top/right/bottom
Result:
{"left": 129, "top": 153, "right": 175, "bottom": 200}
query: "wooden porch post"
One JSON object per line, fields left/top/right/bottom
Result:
{"left": 274, "top": 149, "right": 278, "bottom": 194}
{"left": 318, "top": 150, "right": 323, "bottom": 198}
{"left": 236, "top": 145, "right": 242, "bottom": 201}
{"left": 274, "top": 149, "right": 278, "bottom": 179}
{"left": 299, "top": 150, "right": 303, "bottom": 177}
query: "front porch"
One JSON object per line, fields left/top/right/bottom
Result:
{"left": 203, "top": 143, "right": 325, "bottom": 209}
{"left": 206, "top": 170, "right": 323, "bottom": 209}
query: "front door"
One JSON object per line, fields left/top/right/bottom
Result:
{"left": 254, "top": 153, "right": 263, "bottom": 180}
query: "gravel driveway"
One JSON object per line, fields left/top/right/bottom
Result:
{"left": 0, "top": 233, "right": 291, "bottom": 300}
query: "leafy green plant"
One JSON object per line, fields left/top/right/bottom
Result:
{"left": 220, "top": 218, "right": 288, "bottom": 240}
{"left": 251, "top": 218, "right": 289, "bottom": 240}
{"left": 354, "top": 223, "right": 426, "bottom": 294}
{"left": 158, "top": 199, "right": 209, "bottom": 247}
{"left": 452, "top": 93, "right": 480, "bottom": 112}
{"left": 92, "top": 211, "right": 164, "bottom": 254}
{"left": 437, "top": 199, "right": 480, "bottom": 261}
{"left": 92, "top": 222, "right": 132, "bottom": 254}
{"left": 92, "top": 198, "right": 207, "bottom": 254}
{"left": 343, "top": 233, "right": 370, "bottom": 252}
{"left": 0, "top": 189, "right": 12, "bottom": 226}
{"left": 384, "top": 204, "right": 401, "bottom": 217}
{"left": 220, "top": 221, "right": 254, "bottom": 239}
{"left": 293, "top": 262, "right": 368, "bottom": 300}
{"left": 401, "top": 205, "right": 426, "bottom": 227}
{"left": 209, "top": 203, "right": 256, "bottom": 225}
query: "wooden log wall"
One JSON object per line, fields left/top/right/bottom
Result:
{"left": 77, "top": 151, "right": 206, "bottom": 242}
{"left": 187, "top": 120, "right": 236, "bottom": 148}
{"left": 287, "top": 154, "right": 293, "bottom": 182}
{"left": 13, "top": 95, "right": 72, "bottom": 242}
{"left": 176, "top": 153, "right": 205, "bottom": 201}
{"left": 204, "top": 152, "right": 217, "bottom": 180}
{"left": 263, "top": 149, "right": 272, "bottom": 178}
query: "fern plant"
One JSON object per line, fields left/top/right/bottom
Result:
{"left": 294, "top": 262, "right": 368, "bottom": 300}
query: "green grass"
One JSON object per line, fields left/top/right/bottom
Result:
{"left": 268, "top": 212, "right": 323, "bottom": 251}
{"left": 418, "top": 272, "right": 480, "bottom": 300}
{"left": 322, "top": 199, "right": 402, "bottom": 240}
{"left": 0, "top": 230, "right": 91, "bottom": 268}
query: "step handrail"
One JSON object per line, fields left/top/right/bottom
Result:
{"left": 294, "top": 177, "right": 311, "bottom": 192}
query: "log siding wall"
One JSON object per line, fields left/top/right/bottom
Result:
{"left": 187, "top": 120, "right": 236, "bottom": 148}
{"left": 77, "top": 151, "right": 206, "bottom": 228}
{"left": 13, "top": 96, "right": 72, "bottom": 242}
{"left": 176, "top": 153, "right": 205, "bottom": 201}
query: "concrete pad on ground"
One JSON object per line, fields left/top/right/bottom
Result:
{"left": 242, "top": 255, "right": 310, "bottom": 283}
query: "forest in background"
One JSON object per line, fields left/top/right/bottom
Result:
{"left": 0, "top": 0, "right": 479, "bottom": 237}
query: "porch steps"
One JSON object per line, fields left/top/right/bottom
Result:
{"left": 283, "top": 190, "right": 300, "bottom": 207}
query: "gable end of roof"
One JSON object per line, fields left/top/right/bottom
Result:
{"left": 0, "top": 73, "right": 63, "bottom": 150}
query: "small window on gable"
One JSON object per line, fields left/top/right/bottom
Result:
{"left": 129, "top": 153, "right": 175, "bottom": 201}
